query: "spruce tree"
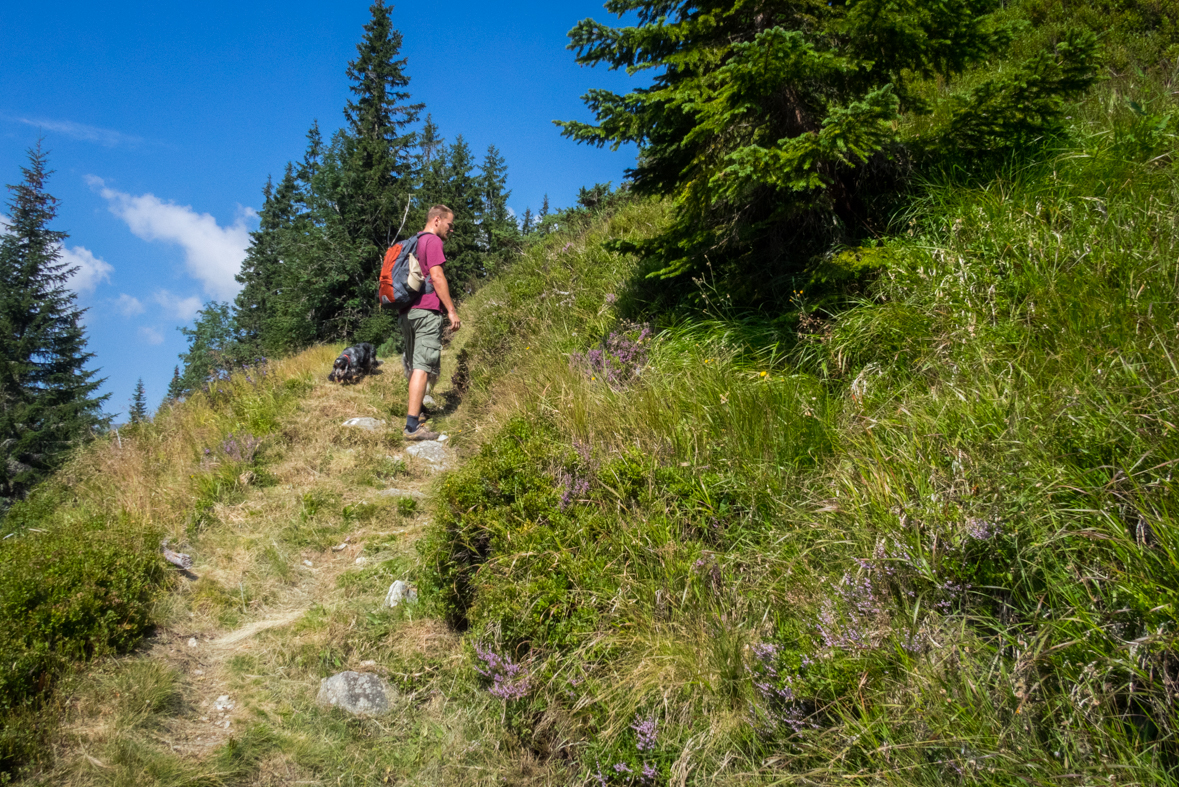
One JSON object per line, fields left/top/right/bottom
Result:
{"left": 234, "top": 166, "right": 297, "bottom": 358}
{"left": 0, "top": 144, "right": 107, "bottom": 504}
{"left": 558, "top": 0, "right": 1097, "bottom": 296}
{"left": 175, "top": 302, "right": 237, "bottom": 396}
{"left": 439, "top": 135, "right": 483, "bottom": 292}
{"left": 166, "top": 366, "right": 183, "bottom": 402}
{"left": 477, "top": 144, "right": 517, "bottom": 262}
{"left": 521, "top": 207, "right": 534, "bottom": 236}
{"left": 342, "top": 0, "right": 423, "bottom": 259}
{"left": 128, "top": 378, "right": 148, "bottom": 425}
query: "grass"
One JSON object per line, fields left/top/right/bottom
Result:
{"left": 414, "top": 64, "right": 1179, "bottom": 784}
{"left": 6, "top": 26, "right": 1179, "bottom": 786}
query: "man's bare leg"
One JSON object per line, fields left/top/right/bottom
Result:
{"left": 407, "top": 368, "right": 429, "bottom": 418}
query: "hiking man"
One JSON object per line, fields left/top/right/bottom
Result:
{"left": 400, "top": 204, "right": 461, "bottom": 440}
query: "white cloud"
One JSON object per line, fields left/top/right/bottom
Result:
{"left": 152, "top": 289, "right": 203, "bottom": 321}
{"left": 114, "top": 294, "right": 145, "bottom": 316}
{"left": 59, "top": 245, "right": 114, "bottom": 294}
{"left": 15, "top": 117, "right": 143, "bottom": 148}
{"left": 138, "top": 326, "right": 165, "bottom": 345}
{"left": 89, "top": 176, "right": 249, "bottom": 300}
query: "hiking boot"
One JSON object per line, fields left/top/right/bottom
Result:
{"left": 403, "top": 425, "right": 440, "bottom": 442}
{"left": 415, "top": 408, "right": 431, "bottom": 424}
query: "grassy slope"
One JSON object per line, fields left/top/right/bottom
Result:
{"left": 418, "top": 70, "right": 1179, "bottom": 784}
{"left": 5, "top": 68, "right": 1179, "bottom": 787}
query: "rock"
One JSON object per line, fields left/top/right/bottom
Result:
{"left": 302, "top": 559, "right": 313, "bottom": 567}
{"left": 422, "top": 394, "right": 437, "bottom": 407}
{"left": 214, "top": 695, "right": 234, "bottom": 712}
{"left": 406, "top": 440, "right": 450, "bottom": 470}
{"left": 317, "top": 671, "right": 392, "bottom": 717}
{"left": 437, "top": 434, "right": 449, "bottom": 442}
{"left": 354, "top": 556, "right": 367, "bottom": 565}
{"left": 385, "top": 580, "right": 418, "bottom": 608}
{"left": 376, "top": 487, "right": 424, "bottom": 499}
{"left": 187, "top": 637, "right": 198, "bottom": 648}
{"left": 342, "top": 417, "right": 385, "bottom": 431}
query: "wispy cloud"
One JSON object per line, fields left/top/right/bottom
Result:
{"left": 60, "top": 245, "right": 114, "bottom": 294}
{"left": 114, "top": 294, "right": 145, "bottom": 316}
{"left": 89, "top": 176, "right": 250, "bottom": 301}
{"left": 14, "top": 117, "right": 143, "bottom": 148}
{"left": 152, "top": 289, "right": 203, "bottom": 321}
{"left": 138, "top": 326, "right": 165, "bottom": 345}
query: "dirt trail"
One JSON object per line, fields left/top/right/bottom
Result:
{"left": 70, "top": 370, "right": 456, "bottom": 765}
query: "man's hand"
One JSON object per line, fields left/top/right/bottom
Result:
{"left": 448, "top": 310, "right": 461, "bottom": 332}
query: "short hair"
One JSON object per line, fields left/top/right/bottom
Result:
{"left": 427, "top": 204, "right": 454, "bottom": 222}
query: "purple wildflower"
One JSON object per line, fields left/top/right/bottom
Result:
{"left": 631, "top": 713, "right": 658, "bottom": 751}
{"left": 613, "top": 763, "right": 633, "bottom": 774}
{"left": 474, "top": 644, "right": 532, "bottom": 701}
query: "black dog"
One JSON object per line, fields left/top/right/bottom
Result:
{"left": 328, "top": 342, "right": 382, "bottom": 384}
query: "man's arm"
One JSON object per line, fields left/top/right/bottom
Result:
{"left": 430, "top": 265, "right": 461, "bottom": 331}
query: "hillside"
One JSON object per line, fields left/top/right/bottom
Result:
{"left": 4, "top": 64, "right": 1179, "bottom": 787}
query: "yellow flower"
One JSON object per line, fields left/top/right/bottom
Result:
{"left": 760, "top": 371, "right": 768, "bottom": 378}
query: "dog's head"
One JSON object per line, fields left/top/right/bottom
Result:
{"left": 328, "top": 355, "right": 355, "bottom": 383}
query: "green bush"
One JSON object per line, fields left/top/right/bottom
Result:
{"left": 0, "top": 508, "right": 166, "bottom": 772}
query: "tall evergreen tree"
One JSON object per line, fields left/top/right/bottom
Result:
{"left": 166, "top": 365, "right": 183, "bottom": 402}
{"left": 128, "top": 378, "right": 148, "bottom": 425}
{"left": 342, "top": 0, "right": 423, "bottom": 258}
{"left": 439, "top": 135, "right": 483, "bottom": 292}
{"left": 234, "top": 166, "right": 297, "bottom": 358}
{"left": 558, "top": 0, "right": 1097, "bottom": 297}
{"left": 0, "top": 144, "right": 107, "bottom": 504}
{"left": 520, "top": 207, "right": 534, "bottom": 236}
{"left": 476, "top": 144, "right": 517, "bottom": 261}
{"left": 410, "top": 114, "right": 448, "bottom": 232}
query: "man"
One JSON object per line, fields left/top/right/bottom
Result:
{"left": 400, "top": 204, "right": 461, "bottom": 441}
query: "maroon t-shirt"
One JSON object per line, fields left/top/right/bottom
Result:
{"left": 410, "top": 232, "right": 445, "bottom": 312}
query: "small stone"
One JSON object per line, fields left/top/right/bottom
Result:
{"left": 332, "top": 542, "right": 348, "bottom": 552}
{"left": 342, "top": 417, "right": 385, "bottom": 431}
{"left": 422, "top": 394, "right": 437, "bottom": 407}
{"left": 359, "top": 660, "right": 377, "bottom": 667}
{"left": 385, "top": 580, "right": 418, "bottom": 608}
{"left": 214, "top": 695, "right": 234, "bottom": 711}
{"left": 200, "top": 716, "right": 208, "bottom": 722}
{"left": 437, "top": 434, "right": 448, "bottom": 442}
{"left": 193, "top": 669, "right": 204, "bottom": 676}
{"left": 354, "top": 556, "right": 367, "bottom": 565}
{"left": 317, "top": 671, "right": 392, "bottom": 717}
{"left": 187, "top": 637, "right": 198, "bottom": 648}
{"left": 303, "top": 560, "right": 313, "bottom": 567}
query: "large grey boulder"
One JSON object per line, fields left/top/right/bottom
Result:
{"left": 317, "top": 671, "right": 392, "bottom": 716}
{"left": 342, "top": 417, "right": 385, "bottom": 431}
{"left": 406, "top": 440, "right": 449, "bottom": 470}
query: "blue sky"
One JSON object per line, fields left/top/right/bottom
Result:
{"left": 0, "top": 1, "right": 642, "bottom": 420}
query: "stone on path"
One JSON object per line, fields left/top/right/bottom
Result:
{"left": 385, "top": 580, "right": 418, "bottom": 608}
{"left": 214, "top": 695, "right": 234, "bottom": 712}
{"left": 342, "top": 417, "right": 385, "bottom": 431}
{"left": 317, "top": 671, "right": 392, "bottom": 717}
{"left": 406, "top": 440, "right": 450, "bottom": 470}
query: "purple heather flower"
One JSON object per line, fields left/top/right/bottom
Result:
{"left": 474, "top": 644, "right": 532, "bottom": 701}
{"left": 632, "top": 713, "right": 658, "bottom": 751}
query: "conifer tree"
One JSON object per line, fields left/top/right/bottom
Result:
{"left": 438, "top": 135, "right": 483, "bottom": 292}
{"left": 477, "top": 144, "right": 517, "bottom": 260}
{"left": 410, "top": 114, "right": 448, "bottom": 232}
{"left": 234, "top": 166, "right": 297, "bottom": 358}
{"left": 520, "top": 207, "right": 534, "bottom": 236}
{"left": 128, "top": 378, "right": 148, "bottom": 425}
{"left": 559, "top": 0, "right": 1097, "bottom": 294}
{"left": 0, "top": 144, "right": 107, "bottom": 504}
{"left": 166, "top": 366, "right": 183, "bottom": 402}
{"left": 342, "top": 0, "right": 422, "bottom": 258}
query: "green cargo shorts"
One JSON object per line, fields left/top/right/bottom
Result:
{"left": 399, "top": 308, "right": 444, "bottom": 377}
